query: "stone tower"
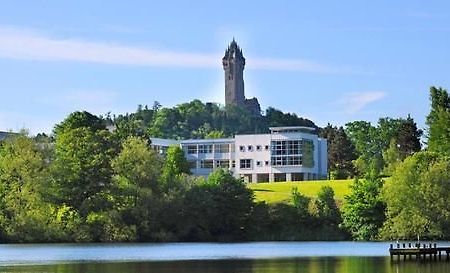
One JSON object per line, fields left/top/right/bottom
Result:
{"left": 222, "top": 39, "right": 261, "bottom": 115}
{"left": 222, "top": 39, "right": 246, "bottom": 106}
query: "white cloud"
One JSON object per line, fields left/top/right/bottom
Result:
{"left": 0, "top": 26, "right": 218, "bottom": 68}
{"left": 0, "top": 26, "right": 353, "bottom": 73}
{"left": 337, "top": 91, "right": 386, "bottom": 114}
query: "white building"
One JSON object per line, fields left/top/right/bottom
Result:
{"left": 150, "top": 126, "right": 327, "bottom": 182}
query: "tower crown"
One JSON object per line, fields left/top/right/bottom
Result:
{"left": 223, "top": 39, "right": 245, "bottom": 64}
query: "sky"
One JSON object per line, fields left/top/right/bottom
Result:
{"left": 1, "top": 1, "right": 450, "bottom": 134}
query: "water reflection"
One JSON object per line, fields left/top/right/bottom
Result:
{"left": 2, "top": 257, "right": 450, "bottom": 273}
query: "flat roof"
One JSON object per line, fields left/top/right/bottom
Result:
{"left": 181, "top": 138, "right": 234, "bottom": 144}
{"left": 150, "top": 137, "right": 180, "bottom": 146}
{"left": 269, "top": 126, "right": 316, "bottom": 132}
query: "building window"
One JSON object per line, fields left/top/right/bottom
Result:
{"left": 216, "top": 160, "right": 230, "bottom": 168}
{"left": 214, "top": 143, "right": 230, "bottom": 153}
{"left": 265, "top": 161, "right": 269, "bottom": 166}
{"left": 200, "top": 160, "right": 214, "bottom": 169}
{"left": 239, "top": 145, "right": 245, "bottom": 152}
{"left": 265, "top": 145, "right": 269, "bottom": 151}
{"left": 256, "top": 161, "right": 262, "bottom": 167}
{"left": 231, "top": 160, "right": 236, "bottom": 168}
{"left": 256, "top": 145, "right": 262, "bottom": 151}
{"left": 240, "top": 159, "right": 252, "bottom": 169}
{"left": 270, "top": 139, "right": 313, "bottom": 167}
{"left": 198, "top": 144, "right": 213, "bottom": 154}
{"left": 248, "top": 145, "right": 253, "bottom": 151}
{"left": 187, "top": 145, "right": 197, "bottom": 154}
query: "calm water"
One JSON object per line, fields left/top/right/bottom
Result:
{"left": 0, "top": 242, "right": 449, "bottom": 273}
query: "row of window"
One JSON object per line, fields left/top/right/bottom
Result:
{"left": 271, "top": 140, "right": 304, "bottom": 156}
{"left": 186, "top": 143, "right": 233, "bottom": 154}
{"left": 185, "top": 140, "right": 313, "bottom": 155}
{"left": 189, "top": 160, "right": 236, "bottom": 169}
{"left": 270, "top": 140, "right": 314, "bottom": 167}
{"left": 271, "top": 156, "right": 302, "bottom": 166}
{"left": 189, "top": 157, "right": 314, "bottom": 169}
{"left": 240, "top": 159, "right": 270, "bottom": 169}
{"left": 188, "top": 159, "right": 272, "bottom": 169}
{"left": 239, "top": 145, "right": 269, "bottom": 152}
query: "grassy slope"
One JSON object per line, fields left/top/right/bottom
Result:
{"left": 247, "top": 179, "right": 353, "bottom": 204}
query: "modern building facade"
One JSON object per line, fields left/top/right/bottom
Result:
{"left": 151, "top": 126, "right": 327, "bottom": 182}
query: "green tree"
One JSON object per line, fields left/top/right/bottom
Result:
{"left": 54, "top": 111, "right": 105, "bottom": 135}
{"left": 396, "top": 115, "right": 422, "bottom": 158}
{"left": 205, "top": 129, "right": 225, "bottom": 139}
{"left": 161, "top": 145, "right": 190, "bottom": 187}
{"left": 181, "top": 169, "right": 254, "bottom": 241}
{"left": 51, "top": 119, "right": 115, "bottom": 215}
{"left": 382, "top": 139, "right": 402, "bottom": 175}
{"left": 325, "top": 126, "right": 356, "bottom": 179}
{"left": 0, "top": 134, "right": 61, "bottom": 242}
{"left": 291, "top": 187, "right": 311, "bottom": 220}
{"left": 426, "top": 86, "right": 450, "bottom": 154}
{"left": 377, "top": 117, "right": 403, "bottom": 150}
{"left": 112, "top": 136, "right": 162, "bottom": 191}
{"left": 382, "top": 151, "right": 450, "bottom": 239}
{"left": 315, "top": 186, "right": 341, "bottom": 226}
{"left": 341, "top": 176, "right": 386, "bottom": 240}
{"left": 345, "top": 121, "right": 383, "bottom": 175}
{"left": 266, "top": 107, "right": 317, "bottom": 128}
{"left": 110, "top": 136, "right": 164, "bottom": 241}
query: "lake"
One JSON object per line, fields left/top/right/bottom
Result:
{"left": 0, "top": 242, "right": 449, "bottom": 273}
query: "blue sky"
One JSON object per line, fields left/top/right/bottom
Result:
{"left": 1, "top": 1, "right": 450, "bottom": 134}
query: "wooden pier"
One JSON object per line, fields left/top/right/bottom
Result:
{"left": 389, "top": 242, "right": 450, "bottom": 262}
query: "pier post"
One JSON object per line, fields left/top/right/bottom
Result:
{"left": 390, "top": 244, "right": 393, "bottom": 261}
{"left": 434, "top": 243, "right": 437, "bottom": 261}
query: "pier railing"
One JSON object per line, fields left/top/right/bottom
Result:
{"left": 389, "top": 242, "right": 450, "bottom": 262}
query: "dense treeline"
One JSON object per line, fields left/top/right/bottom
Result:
{"left": 340, "top": 87, "right": 450, "bottom": 240}
{"left": 111, "top": 100, "right": 317, "bottom": 141}
{"left": 0, "top": 86, "right": 449, "bottom": 242}
{"left": 0, "top": 109, "right": 345, "bottom": 242}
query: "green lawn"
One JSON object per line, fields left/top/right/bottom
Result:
{"left": 247, "top": 179, "right": 353, "bottom": 204}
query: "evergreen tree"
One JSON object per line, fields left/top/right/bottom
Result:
{"left": 396, "top": 115, "right": 422, "bottom": 158}
{"left": 329, "top": 127, "right": 356, "bottom": 179}
{"left": 426, "top": 86, "right": 450, "bottom": 154}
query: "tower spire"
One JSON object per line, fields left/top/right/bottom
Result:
{"left": 223, "top": 39, "right": 245, "bottom": 106}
